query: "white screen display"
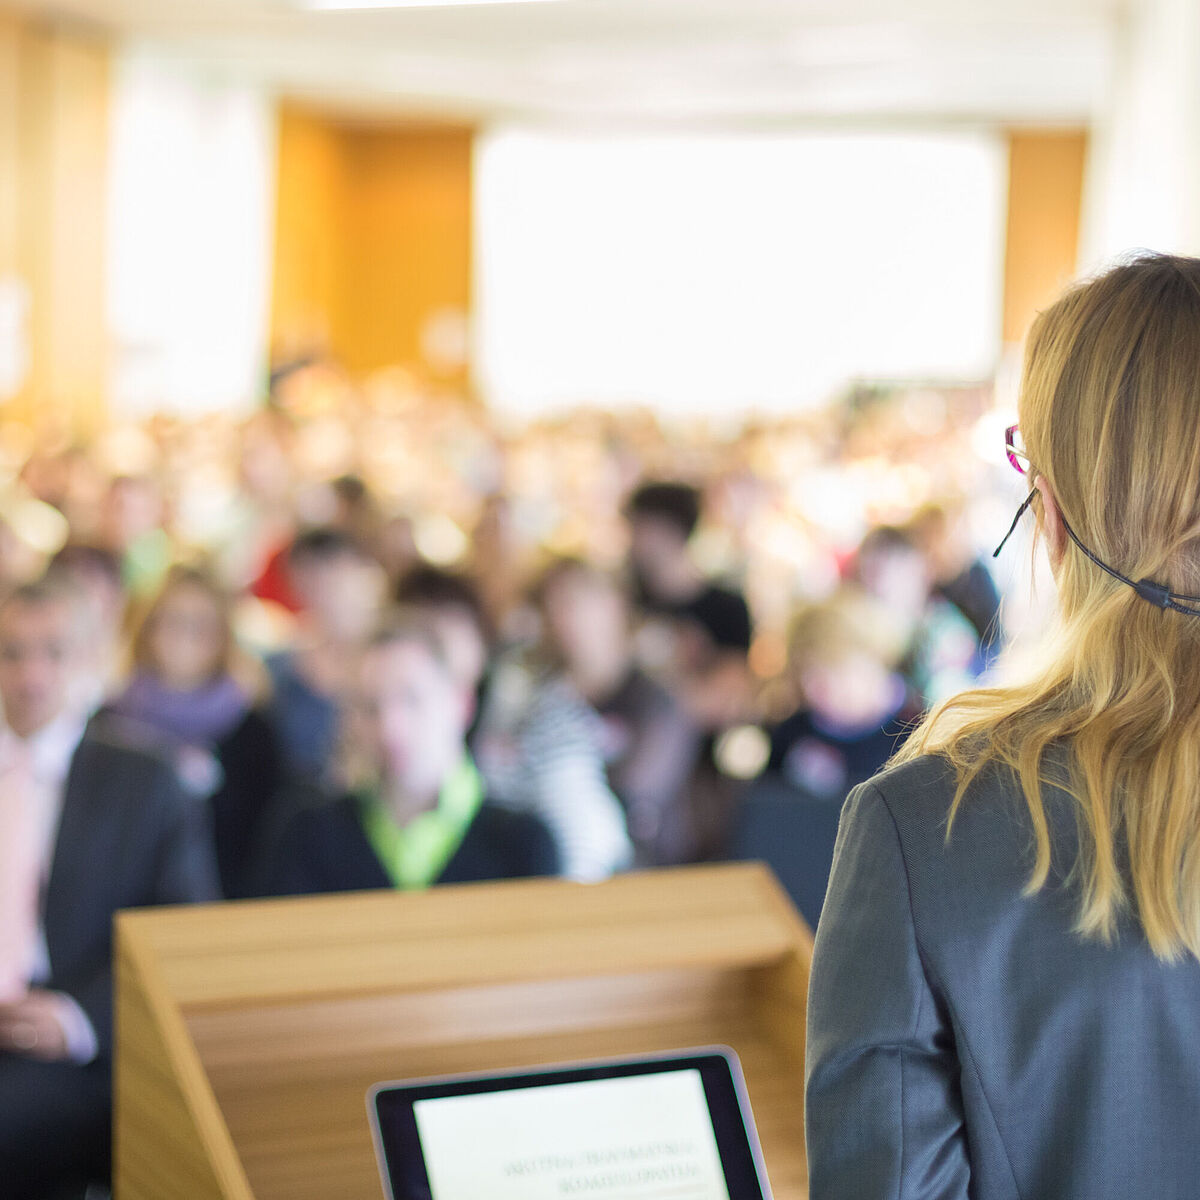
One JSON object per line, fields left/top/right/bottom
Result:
{"left": 474, "top": 128, "right": 1006, "bottom": 419}
{"left": 413, "top": 1069, "right": 732, "bottom": 1199}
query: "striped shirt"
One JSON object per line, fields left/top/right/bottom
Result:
{"left": 472, "top": 654, "right": 633, "bottom": 882}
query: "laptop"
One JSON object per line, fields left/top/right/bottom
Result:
{"left": 367, "top": 1046, "right": 773, "bottom": 1200}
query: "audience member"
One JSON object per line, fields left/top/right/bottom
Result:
{"left": 472, "top": 639, "right": 634, "bottom": 883}
{"left": 328, "top": 473, "right": 379, "bottom": 538}
{"left": 727, "top": 589, "right": 917, "bottom": 928}
{"left": 0, "top": 577, "right": 219, "bottom": 1195}
{"left": 265, "top": 528, "right": 384, "bottom": 780}
{"left": 44, "top": 543, "right": 128, "bottom": 708}
{"left": 626, "top": 481, "right": 754, "bottom": 730}
{"left": 96, "top": 474, "right": 172, "bottom": 598}
{"left": 908, "top": 500, "right": 1004, "bottom": 663}
{"left": 394, "top": 565, "right": 493, "bottom": 698}
{"left": 376, "top": 513, "right": 420, "bottom": 592}
{"left": 852, "top": 524, "right": 982, "bottom": 707}
{"left": 538, "top": 558, "right": 702, "bottom": 866}
{"left": 767, "top": 589, "right": 917, "bottom": 791}
{"left": 103, "top": 565, "right": 282, "bottom": 898}
{"left": 253, "top": 474, "right": 383, "bottom": 612}
{"left": 20, "top": 445, "right": 105, "bottom": 539}
{"left": 257, "top": 614, "right": 558, "bottom": 896}
{"left": 223, "top": 416, "right": 296, "bottom": 597}
{"left": 468, "top": 494, "right": 529, "bottom": 637}
{"left": 397, "top": 562, "right": 634, "bottom": 878}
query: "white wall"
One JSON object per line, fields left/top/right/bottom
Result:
{"left": 1080, "top": 0, "right": 1200, "bottom": 269}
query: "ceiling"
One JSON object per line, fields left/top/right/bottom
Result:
{"left": 7, "top": 0, "right": 1124, "bottom": 127}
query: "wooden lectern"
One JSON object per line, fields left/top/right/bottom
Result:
{"left": 116, "top": 862, "right": 812, "bottom": 1199}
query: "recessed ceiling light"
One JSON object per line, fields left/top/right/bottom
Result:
{"left": 303, "top": 0, "right": 564, "bottom": 10}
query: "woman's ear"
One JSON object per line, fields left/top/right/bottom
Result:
{"left": 1034, "top": 474, "right": 1068, "bottom": 570}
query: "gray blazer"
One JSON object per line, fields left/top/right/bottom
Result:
{"left": 806, "top": 752, "right": 1200, "bottom": 1200}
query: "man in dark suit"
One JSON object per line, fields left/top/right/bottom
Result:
{"left": 0, "top": 577, "right": 220, "bottom": 1197}
{"left": 258, "top": 614, "right": 558, "bottom": 896}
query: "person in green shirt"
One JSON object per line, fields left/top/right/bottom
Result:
{"left": 257, "top": 613, "right": 559, "bottom": 896}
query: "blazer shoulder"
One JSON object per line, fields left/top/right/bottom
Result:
{"left": 865, "top": 750, "right": 1026, "bottom": 823}
{"left": 852, "top": 751, "right": 1012, "bottom": 851}
{"left": 852, "top": 751, "right": 1044, "bottom": 912}
{"left": 868, "top": 751, "right": 957, "bottom": 798}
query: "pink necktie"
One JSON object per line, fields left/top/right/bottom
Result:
{"left": 0, "top": 742, "right": 40, "bottom": 1003}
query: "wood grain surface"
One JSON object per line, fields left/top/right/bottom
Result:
{"left": 116, "top": 863, "right": 812, "bottom": 1199}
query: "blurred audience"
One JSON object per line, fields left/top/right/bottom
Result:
{"left": 468, "top": 494, "right": 529, "bottom": 636}
{"left": 727, "top": 588, "right": 917, "bottom": 928}
{"left": 626, "top": 481, "right": 754, "bottom": 731}
{"left": 394, "top": 565, "right": 493, "bottom": 699}
{"left": 257, "top": 614, "right": 558, "bottom": 896}
{"left": 265, "top": 528, "right": 384, "bottom": 781}
{"left": 327, "top": 473, "right": 384, "bottom": 548}
{"left": 44, "top": 544, "right": 128, "bottom": 709}
{"left": 626, "top": 481, "right": 758, "bottom": 860}
{"left": 908, "top": 500, "right": 1004, "bottom": 664}
{"left": 376, "top": 512, "right": 420, "bottom": 591}
{"left": 537, "top": 558, "right": 702, "bottom": 866}
{"left": 0, "top": 577, "right": 218, "bottom": 1195}
{"left": 0, "top": 382, "right": 1015, "bottom": 935}
{"left": 472, "top": 637, "right": 634, "bottom": 881}
{"left": 96, "top": 474, "right": 171, "bottom": 599}
{"left": 397, "top": 561, "right": 635, "bottom": 878}
{"left": 0, "top": 374, "right": 1023, "bottom": 1189}
{"left": 102, "top": 565, "right": 282, "bottom": 898}
{"left": 0, "top": 500, "right": 57, "bottom": 595}
{"left": 768, "top": 588, "right": 917, "bottom": 790}
{"left": 851, "top": 524, "right": 983, "bottom": 707}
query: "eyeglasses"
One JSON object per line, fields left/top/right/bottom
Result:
{"left": 993, "top": 424, "right": 1036, "bottom": 559}
{"left": 1005, "top": 424, "right": 1030, "bottom": 475}
{"left": 993, "top": 424, "right": 1200, "bottom": 615}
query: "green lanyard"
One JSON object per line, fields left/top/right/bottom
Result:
{"left": 358, "top": 755, "right": 485, "bottom": 890}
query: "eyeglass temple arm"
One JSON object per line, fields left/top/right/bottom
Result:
{"left": 992, "top": 491, "right": 1035, "bottom": 559}
{"left": 993, "top": 489, "right": 1200, "bottom": 615}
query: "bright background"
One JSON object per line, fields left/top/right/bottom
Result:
{"left": 1, "top": 0, "right": 1197, "bottom": 427}
{"left": 475, "top": 128, "right": 1006, "bottom": 418}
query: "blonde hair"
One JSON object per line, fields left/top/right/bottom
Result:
{"left": 897, "top": 252, "right": 1200, "bottom": 961}
{"left": 787, "top": 587, "right": 906, "bottom": 673}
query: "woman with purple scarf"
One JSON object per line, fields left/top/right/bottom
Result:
{"left": 104, "top": 565, "right": 282, "bottom": 897}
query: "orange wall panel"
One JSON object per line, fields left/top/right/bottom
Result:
{"left": 1002, "top": 130, "right": 1088, "bottom": 345}
{"left": 270, "top": 109, "right": 472, "bottom": 380}
{"left": 337, "top": 126, "right": 471, "bottom": 375}
{"left": 0, "top": 14, "right": 20, "bottom": 280}
{"left": 270, "top": 104, "right": 346, "bottom": 359}
{"left": 34, "top": 30, "right": 109, "bottom": 429}
{"left": 0, "top": 14, "right": 109, "bottom": 433}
